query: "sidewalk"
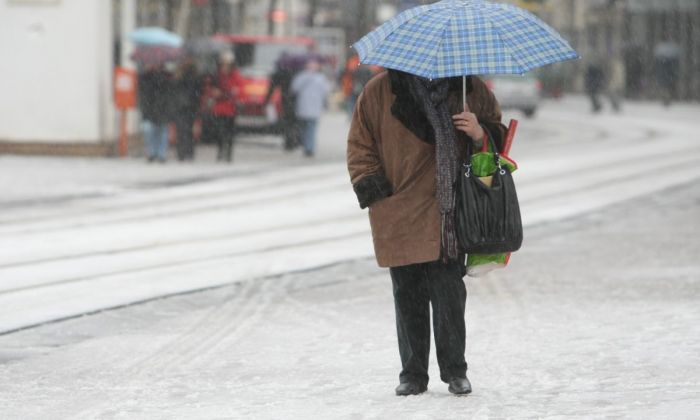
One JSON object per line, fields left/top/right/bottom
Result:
{"left": 0, "top": 178, "right": 698, "bottom": 419}
{"left": 0, "top": 111, "right": 350, "bottom": 207}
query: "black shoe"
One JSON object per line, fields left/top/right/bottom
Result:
{"left": 395, "top": 382, "right": 427, "bottom": 396}
{"left": 448, "top": 377, "right": 472, "bottom": 395}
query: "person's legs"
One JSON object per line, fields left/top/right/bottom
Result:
{"left": 609, "top": 91, "right": 621, "bottom": 112}
{"left": 281, "top": 102, "right": 299, "bottom": 151}
{"left": 142, "top": 120, "right": 156, "bottom": 161}
{"left": 155, "top": 123, "right": 169, "bottom": 162}
{"left": 390, "top": 264, "right": 431, "bottom": 388}
{"left": 347, "top": 94, "right": 358, "bottom": 117}
{"left": 297, "top": 119, "right": 308, "bottom": 155}
{"left": 307, "top": 118, "right": 318, "bottom": 156}
{"left": 425, "top": 260, "right": 468, "bottom": 383}
{"left": 300, "top": 118, "right": 318, "bottom": 157}
{"left": 214, "top": 116, "right": 225, "bottom": 161}
{"left": 590, "top": 91, "right": 602, "bottom": 113}
{"left": 223, "top": 117, "right": 236, "bottom": 162}
{"left": 183, "top": 115, "right": 196, "bottom": 160}
{"left": 175, "top": 117, "right": 187, "bottom": 161}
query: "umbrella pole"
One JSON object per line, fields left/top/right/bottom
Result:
{"left": 463, "top": 76, "right": 470, "bottom": 112}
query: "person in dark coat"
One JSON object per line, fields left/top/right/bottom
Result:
{"left": 347, "top": 64, "right": 377, "bottom": 115}
{"left": 138, "top": 65, "right": 173, "bottom": 162}
{"left": 655, "top": 56, "right": 679, "bottom": 107}
{"left": 347, "top": 70, "right": 506, "bottom": 396}
{"left": 172, "top": 58, "right": 202, "bottom": 161}
{"left": 264, "top": 53, "right": 302, "bottom": 151}
{"left": 585, "top": 63, "right": 606, "bottom": 113}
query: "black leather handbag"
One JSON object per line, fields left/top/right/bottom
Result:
{"left": 455, "top": 135, "right": 523, "bottom": 254}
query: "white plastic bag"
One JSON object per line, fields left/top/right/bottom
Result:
{"left": 265, "top": 103, "right": 278, "bottom": 124}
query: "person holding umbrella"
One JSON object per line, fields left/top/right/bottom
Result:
{"left": 347, "top": 0, "right": 578, "bottom": 396}
{"left": 130, "top": 27, "right": 182, "bottom": 163}
{"left": 138, "top": 63, "right": 173, "bottom": 163}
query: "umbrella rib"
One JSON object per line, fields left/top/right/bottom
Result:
{"left": 480, "top": 6, "right": 526, "bottom": 74}
{"left": 430, "top": 6, "right": 462, "bottom": 80}
{"left": 358, "top": 5, "right": 432, "bottom": 60}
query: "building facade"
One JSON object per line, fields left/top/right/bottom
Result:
{"left": 0, "top": 0, "right": 117, "bottom": 155}
{"left": 517, "top": 0, "right": 700, "bottom": 100}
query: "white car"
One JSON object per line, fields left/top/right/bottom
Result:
{"left": 484, "top": 74, "right": 542, "bottom": 118}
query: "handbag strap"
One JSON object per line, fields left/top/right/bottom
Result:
{"left": 464, "top": 125, "right": 505, "bottom": 177}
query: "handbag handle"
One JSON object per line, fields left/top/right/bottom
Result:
{"left": 465, "top": 125, "right": 501, "bottom": 162}
{"left": 464, "top": 125, "right": 503, "bottom": 176}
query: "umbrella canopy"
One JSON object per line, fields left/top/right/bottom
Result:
{"left": 353, "top": 0, "right": 578, "bottom": 79}
{"left": 129, "top": 27, "right": 183, "bottom": 48}
{"left": 130, "top": 45, "right": 183, "bottom": 66}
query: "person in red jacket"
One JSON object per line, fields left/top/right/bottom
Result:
{"left": 208, "top": 50, "right": 243, "bottom": 162}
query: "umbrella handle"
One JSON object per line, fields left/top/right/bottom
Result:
{"left": 462, "top": 76, "right": 470, "bottom": 113}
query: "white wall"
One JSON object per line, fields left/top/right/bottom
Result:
{"left": 0, "top": 0, "right": 114, "bottom": 144}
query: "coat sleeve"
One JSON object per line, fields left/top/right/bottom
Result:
{"left": 470, "top": 76, "right": 507, "bottom": 152}
{"left": 347, "top": 89, "right": 392, "bottom": 209}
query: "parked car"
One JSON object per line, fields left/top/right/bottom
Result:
{"left": 212, "top": 34, "right": 316, "bottom": 133}
{"left": 484, "top": 74, "right": 542, "bottom": 118}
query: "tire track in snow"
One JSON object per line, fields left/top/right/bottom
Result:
{"left": 126, "top": 280, "right": 264, "bottom": 374}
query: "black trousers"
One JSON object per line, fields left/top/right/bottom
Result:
{"left": 213, "top": 116, "right": 236, "bottom": 162}
{"left": 390, "top": 260, "right": 467, "bottom": 386}
{"left": 280, "top": 103, "right": 300, "bottom": 150}
{"left": 175, "top": 114, "right": 196, "bottom": 161}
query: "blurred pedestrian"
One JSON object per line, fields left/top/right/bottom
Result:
{"left": 347, "top": 70, "right": 506, "bottom": 396}
{"left": 264, "top": 53, "right": 302, "bottom": 151}
{"left": 585, "top": 62, "right": 606, "bottom": 113}
{"left": 607, "top": 58, "right": 625, "bottom": 113}
{"left": 172, "top": 57, "right": 202, "bottom": 161}
{"left": 138, "top": 64, "right": 173, "bottom": 163}
{"left": 348, "top": 65, "right": 378, "bottom": 115}
{"left": 291, "top": 59, "right": 330, "bottom": 157}
{"left": 655, "top": 57, "right": 679, "bottom": 107}
{"left": 340, "top": 54, "right": 380, "bottom": 117}
{"left": 340, "top": 54, "right": 360, "bottom": 115}
{"left": 207, "top": 50, "right": 243, "bottom": 162}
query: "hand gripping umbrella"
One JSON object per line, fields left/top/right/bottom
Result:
{"left": 353, "top": 0, "right": 579, "bottom": 110}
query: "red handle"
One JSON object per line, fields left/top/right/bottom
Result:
{"left": 502, "top": 119, "right": 518, "bottom": 155}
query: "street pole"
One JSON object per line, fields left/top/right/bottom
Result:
{"left": 175, "top": 0, "right": 192, "bottom": 37}
{"left": 308, "top": 0, "right": 319, "bottom": 27}
{"left": 235, "top": 0, "right": 248, "bottom": 33}
{"left": 358, "top": 0, "right": 369, "bottom": 35}
{"left": 268, "top": 0, "right": 279, "bottom": 35}
{"left": 120, "top": 0, "right": 137, "bottom": 158}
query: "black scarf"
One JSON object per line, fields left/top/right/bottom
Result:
{"left": 389, "top": 70, "right": 472, "bottom": 261}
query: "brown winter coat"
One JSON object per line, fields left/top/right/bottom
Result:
{"left": 347, "top": 71, "right": 505, "bottom": 268}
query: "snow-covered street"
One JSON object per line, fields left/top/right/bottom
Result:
{"left": 1, "top": 96, "right": 700, "bottom": 419}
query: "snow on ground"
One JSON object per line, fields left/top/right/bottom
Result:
{"left": 0, "top": 180, "right": 698, "bottom": 419}
{"left": 1, "top": 97, "right": 699, "bottom": 334}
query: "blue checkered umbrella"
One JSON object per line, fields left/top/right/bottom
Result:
{"left": 353, "top": 0, "right": 578, "bottom": 80}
